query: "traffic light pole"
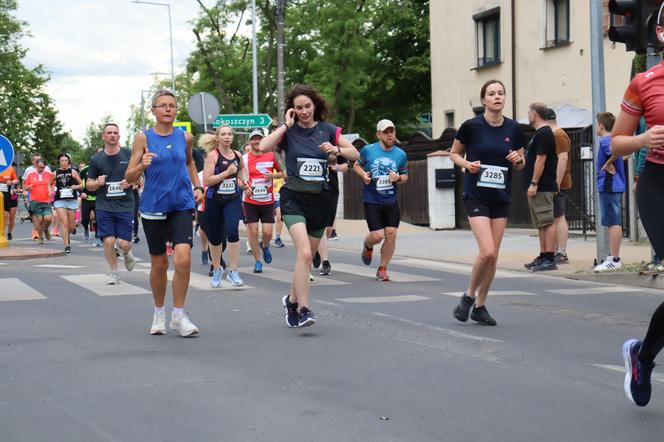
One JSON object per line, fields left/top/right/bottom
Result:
{"left": 590, "top": 0, "right": 609, "bottom": 263}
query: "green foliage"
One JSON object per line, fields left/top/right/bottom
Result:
{"left": 79, "top": 113, "right": 115, "bottom": 162}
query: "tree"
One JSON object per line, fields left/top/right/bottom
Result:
{"left": 79, "top": 113, "right": 115, "bottom": 163}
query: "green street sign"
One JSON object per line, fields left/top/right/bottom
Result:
{"left": 212, "top": 114, "right": 273, "bottom": 128}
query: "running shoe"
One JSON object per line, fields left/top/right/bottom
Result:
{"left": 201, "top": 250, "right": 209, "bottom": 265}
{"left": 94, "top": 238, "right": 102, "bottom": 247}
{"left": 298, "top": 307, "right": 316, "bottom": 328}
{"left": 260, "top": 240, "right": 272, "bottom": 264}
{"left": 530, "top": 259, "right": 557, "bottom": 272}
{"left": 38, "top": 236, "right": 44, "bottom": 245}
{"left": 594, "top": 256, "right": 622, "bottom": 272}
{"left": 361, "top": 241, "right": 373, "bottom": 266}
{"left": 329, "top": 229, "right": 338, "bottom": 241}
{"left": 320, "top": 260, "right": 332, "bottom": 276}
{"left": 376, "top": 266, "right": 390, "bottom": 281}
{"left": 253, "top": 261, "right": 263, "bottom": 273}
{"left": 6, "top": 232, "right": 12, "bottom": 240}
{"left": 524, "top": 256, "right": 543, "bottom": 269}
{"left": 64, "top": 245, "right": 71, "bottom": 254}
{"left": 641, "top": 262, "right": 664, "bottom": 276}
{"left": 211, "top": 268, "right": 223, "bottom": 287}
{"left": 227, "top": 270, "right": 244, "bottom": 286}
{"left": 554, "top": 253, "right": 569, "bottom": 264}
{"left": 166, "top": 243, "right": 173, "bottom": 256}
{"left": 312, "top": 251, "right": 321, "bottom": 269}
{"left": 274, "top": 236, "right": 284, "bottom": 248}
{"left": 107, "top": 272, "right": 120, "bottom": 285}
{"left": 246, "top": 240, "right": 252, "bottom": 255}
{"left": 282, "top": 294, "right": 299, "bottom": 328}
{"left": 133, "top": 235, "right": 140, "bottom": 244}
{"left": 83, "top": 228, "right": 89, "bottom": 240}
{"left": 622, "top": 339, "right": 654, "bottom": 407}
{"left": 470, "top": 305, "right": 497, "bottom": 326}
{"left": 170, "top": 313, "right": 199, "bottom": 337}
{"left": 309, "top": 272, "right": 315, "bottom": 282}
{"left": 453, "top": 293, "right": 475, "bottom": 322}
{"left": 123, "top": 252, "right": 135, "bottom": 272}
{"left": 44, "top": 229, "right": 51, "bottom": 241}
{"left": 150, "top": 310, "right": 167, "bottom": 335}
{"left": 208, "top": 264, "right": 214, "bottom": 277}
{"left": 72, "top": 227, "right": 77, "bottom": 235}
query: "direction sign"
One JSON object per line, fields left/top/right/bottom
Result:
{"left": 213, "top": 114, "right": 273, "bottom": 129}
{"left": 0, "top": 135, "right": 15, "bottom": 174}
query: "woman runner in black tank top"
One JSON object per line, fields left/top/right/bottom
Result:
{"left": 49, "top": 153, "right": 83, "bottom": 253}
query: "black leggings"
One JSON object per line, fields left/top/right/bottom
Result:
{"left": 636, "top": 162, "right": 664, "bottom": 363}
{"left": 133, "top": 189, "right": 140, "bottom": 236}
{"left": 80, "top": 199, "right": 97, "bottom": 237}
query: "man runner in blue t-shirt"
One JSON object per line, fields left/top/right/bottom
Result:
{"left": 353, "top": 119, "right": 408, "bottom": 281}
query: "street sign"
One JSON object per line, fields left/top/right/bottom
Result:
{"left": 213, "top": 114, "right": 273, "bottom": 129}
{"left": 187, "top": 92, "right": 220, "bottom": 129}
{"left": 174, "top": 121, "right": 192, "bottom": 133}
{"left": 0, "top": 135, "right": 15, "bottom": 174}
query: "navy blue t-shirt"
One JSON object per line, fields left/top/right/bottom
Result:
{"left": 455, "top": 116, "right": 525, "bottom": 203}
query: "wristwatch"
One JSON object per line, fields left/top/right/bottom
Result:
{"left": 530, "top": 181, "right": 538, "bottom": 186}
{"left": 194, "top": 186, "right": 204, "bottom": 192}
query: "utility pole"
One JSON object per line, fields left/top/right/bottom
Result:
{"left": 590, "top": 0, "right": 609, "bottom": 262}
{"left": 276, "top": 0, "right": 286, "bottom": 124}
{"left": 252, "top": 0, "right": 259, "bottom": 114}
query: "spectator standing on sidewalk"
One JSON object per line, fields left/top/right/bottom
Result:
{"left": 523, "top": 103, "right": 559, "bottom": 272}
{"left": 595, "top": 112, "right": 626, "bottom": 272}
{"left": 547, "top": 108, "right": 572, "bottom": 264}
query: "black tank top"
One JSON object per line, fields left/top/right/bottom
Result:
{"left": 55, "top": 168, "right": 77, "bottom": 200}
{"left": 209, "top": 149, "right": 240, "bottom": 200}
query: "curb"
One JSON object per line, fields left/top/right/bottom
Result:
{"left": 564, "top": 271, "right": 664, "bottom": 291}
{"left": 0, "top": 248, "right": 65, "bottom": 261}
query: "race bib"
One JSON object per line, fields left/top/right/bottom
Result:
{"left": 0, "top": 183, "right": 8, "bottom": 192}
{"left": 217, "top": 178, "right": 237, "bottom": 195}
{"left": 477, "top": 165, "right": 508, "bottom": 189}
{"left": 106, "top": 182, "right": 126, "bottom": 198}
{"left": 375, "top": 175, "right": 393, "bottom": 191}
{"left": 251, "top": 179, "right": 270, "bottom": 201}
{"left": 59, "top": 188, "right": 74, "bottom": 199}
{"left": 297, "top": 158, "right": 326, "bottom": 182}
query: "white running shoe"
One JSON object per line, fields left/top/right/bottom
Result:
{"left": 170, "top": 314, "right": 199, "bottom": 337}
{"left": 123, "top": 252, "right": 135, "bottom": 272}
{"left": 106, "top": 272, "right": 120, "bottom": 285}
{"left": 150, "top": 311, "right": 167, "bottom": 335}
{"left": 594, "top": 256, "right": 623, "bottom": 272}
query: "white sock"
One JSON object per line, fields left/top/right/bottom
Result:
{"left": 154, "top": 306, "right": 165, "bottom": 315}
{"left": 172, "top": 307, "right": 184, "bottom": 316}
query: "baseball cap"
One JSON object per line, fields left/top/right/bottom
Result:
{"left": 545, "top": 108, "right": 557, "bottom": 121}
{"left": 248, "top": 130, "right": 264, "bottom": 139}
{"left": 376, "top": 119, "right": 395, "bottom": 132}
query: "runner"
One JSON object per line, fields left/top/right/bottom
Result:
{"left": 125, "top": 89, "right": 204, "bottom": 337}
{"left": 449, "top": 79, "right": 526, "bottom": 326}
{"left": 259, "top": 84, "right": 360, "bottom": 328}
{"left": 200, "top": 125, "right": 247, "bottom": 288}
{"left": 86, "top": 123, "right": 136, "bottom": 284}
{"left": 610, "top": 12, "right": 664, "bottom": 405}
{"left": 50, "top": 153, "right": 83, "bottom": 254}
{"left": 22, "top": 153, "right": 51, "bottom": 240}
{"left": 22, "top": 159, "right": 54, "bottom": 244}
{"left": 242, "top": 130, "right": 283, "bottom": 273}
{"left": 273, "top": 175, "right": 285, "bottom": 247}
{"left": 0, "top": 164, "right": 19, "bottom": 240}
{"left": 78, "top": 161, "right": 98, "bottom": 243}
{"left": 354, "top": 119, "right": 408, "bottom": 281}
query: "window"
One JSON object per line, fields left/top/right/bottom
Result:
{"left": 545, "top": 0, "right": 570, "bottom": 48}
{"left": 445, "top": 111, "right": 455, "bottom": 129}
{"left": 474, "top": 8, "right": 501, "bottom": 68}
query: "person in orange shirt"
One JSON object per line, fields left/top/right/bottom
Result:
{"left": 23, "top": 159, "right": 54, "bottom": 244}
{"left": 0, "top": 164, "right": 19, "bottom": 240}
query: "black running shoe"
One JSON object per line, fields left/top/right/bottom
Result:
{"left": 298, "top": 307, "right": 316, "bottom": 328}
{"left": 282, "top": 294, "right": 299, "bottom": 328}
{"left": 453, "top": 293, "right": 475, "bottom": 322}
{"left": 470, "top": 305, "right": 497, "bottom": 326}
{"left": 312, "top": 251, "right": 321, "bottom": 269}
{"left": 554, "top": 253, "right": 569, "bottom": 264}
{"left": 524, "top": 256, "right": 543, "bottom": 269}
{"left": 623, "top": 339, "right": 654, "bottom": 407}
{"left": 133, "top": 235, "right": 140, "bottom": 244}
{"left": 6, "top": 232, "right": 11, "bottom": 240}
{"left": 320, "top": 260, "right": 331, "bottom": 275}
{"left": 64, "top": 245, "right": 71, "bottom": 254}
{"left": 530, "top": 259, "right": 557, "bottom": 272}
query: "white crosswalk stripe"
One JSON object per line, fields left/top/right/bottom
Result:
{"left": 34, "top": 264, "right": 85, "bottom": 269}
{"left": 61, "top": 274, "right": 150, "bottom": 296}
{"left": 0, "top": 278, "right": 47, "bottom": 301}
{"left": 167, "top": 270, "right": 253, "bottom": 291}
{"left": 391, "top": 258, "right": 527, "bottom": 279}
{"left": 547, "top": 286, "right": 640, "bottom": 295}
{"left": 332, "top": 262, "right": 440, "bottom": 282}
{"left": 239, "top": 266, "right": 348, "bottom": 286}
{"left": 336, "top": 295, "right": 430, "bottom": 304}
{"left": 441, "top": 291, "right": 538, "bottom": 297}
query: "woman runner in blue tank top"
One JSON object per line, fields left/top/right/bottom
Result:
{"left": 126, "top": 89, "right": 204, "bottom": 338}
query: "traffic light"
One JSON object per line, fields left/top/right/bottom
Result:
{"left": 608, "top": 0, "right": 663, "bottom": 54}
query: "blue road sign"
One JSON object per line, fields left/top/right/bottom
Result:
{"left": 0, "top": 135, "right": 14, "bottom": 174}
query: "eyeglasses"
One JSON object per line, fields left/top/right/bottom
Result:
{"left": 153, "top": 104, "right": 177, "bottom": 109}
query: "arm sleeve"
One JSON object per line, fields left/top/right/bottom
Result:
{"left": 621, "top": 76, "right": 643, "bottom": 117}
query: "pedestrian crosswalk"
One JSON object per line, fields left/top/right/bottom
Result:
{"left": 0, "top": 278, "right": 47, "bottom": 301}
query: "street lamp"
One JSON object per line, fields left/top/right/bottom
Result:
{"left": 132, "top": 0, "right": 176, "bottom": 95}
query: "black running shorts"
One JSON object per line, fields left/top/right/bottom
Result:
{"left": 243, "top": 202, "right": 275, "bottom": 224}
{"left": 463, "top": 198, "right": 510, "bottom": 219}
{"left": 142, "top": 210, "right": 194, "bottom": 255}
{"left": 364, "top": 202, "right": 400, "bottom": 232}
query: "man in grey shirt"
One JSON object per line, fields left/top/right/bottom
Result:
{"left": 86, "top": 123, "right": 136, "bottom": 285}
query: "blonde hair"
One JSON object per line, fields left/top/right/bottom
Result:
{"left": 197, "top": 125, "right": 233, "bottom": 153}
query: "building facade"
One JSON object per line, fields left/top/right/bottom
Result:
{"left": 430, "top": 0, "right": 635, "bottom": 135}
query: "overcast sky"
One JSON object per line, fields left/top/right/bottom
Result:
{"left": 16, "top": 0, "right": 203, "bottom": 143}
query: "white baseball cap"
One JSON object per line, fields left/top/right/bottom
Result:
{"left": 376, "top": 119, "right": 395, "bottom": 132}
{"left": 248, "top": 130, "right": 264, "bottom": 139}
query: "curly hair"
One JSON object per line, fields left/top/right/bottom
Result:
{"left": 285, "top": 84, "right": 329, "bottom": 122}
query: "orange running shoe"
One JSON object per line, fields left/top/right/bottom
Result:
{"left": 376, "top": 266, "right": 390, "bottom": 281}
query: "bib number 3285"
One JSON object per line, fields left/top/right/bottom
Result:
{"left": 477, "top": 165, "right": 508, "bottom": 190}
{"left": 297, "top": 158, "right": 326, "bottom": 182}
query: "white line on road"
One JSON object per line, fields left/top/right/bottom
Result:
{"left": 391, "top": 258, "right": 527, "bottom": 279}
{"left": 61, "top": 274, "right": 151, "bottom": 296}
{"left": 337, "top": 295, "right": 430, "bottom": 304}
{"left": 168, "top": 270, "right": 253, "bottom": 291}
{"left": 547, "top": 286, "right": 640, "bottom": 295}
{"left": 332, "top": 262, "right": 439, "bottom": 282}
{"left": 441, "top": 291, "right": 538, "bottom": 297}
{"left": 238, "top": 266, "right": 348, "bottom": 286}
{"left": 372, "top": 311, "right": 503, "bottom": 343}
{"left": 313, "top": 300, "right": 340, "bottom": 307}
{"left": 34, "top": 264, "right": 86, "bottom": 269}
{"left": 593, "top": 364, "right": 664, "bottom": 384}
{"left": 0, "top": 278, "right": 47, "bottom": 301}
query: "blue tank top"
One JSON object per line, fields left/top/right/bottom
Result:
{"left": 140, "top": 128, "right": 195, "bottom": 214}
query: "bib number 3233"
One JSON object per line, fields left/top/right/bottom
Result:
{"left": 477, "top": 165, "right": 508, "bottom": 190}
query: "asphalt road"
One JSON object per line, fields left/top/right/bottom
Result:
{"left": 1, "top": 221, "right": 664, "bottom": 441}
